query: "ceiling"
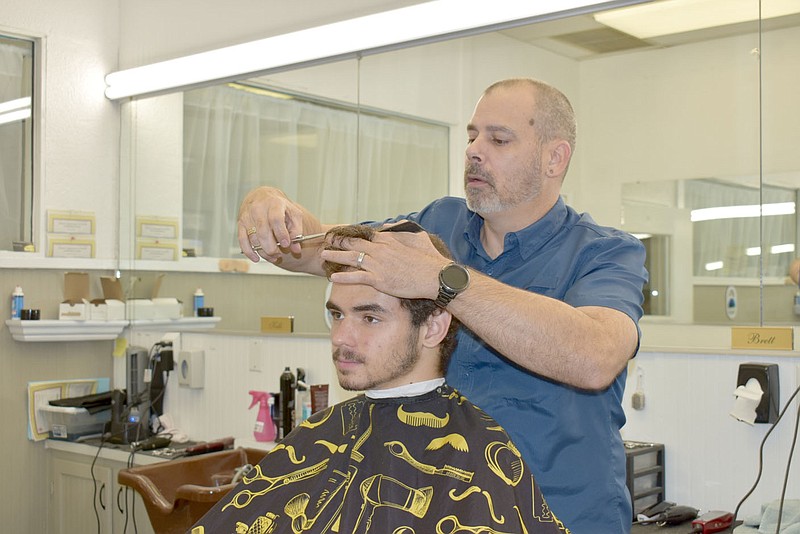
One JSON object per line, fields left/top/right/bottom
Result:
{"left": 499, "top": 10, "right": 800, "bottom": 60}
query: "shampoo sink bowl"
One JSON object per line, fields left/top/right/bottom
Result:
{"left": 118, "top": 447, "right": 268, "bottom": 534}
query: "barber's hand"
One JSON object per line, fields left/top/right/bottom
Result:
{"left": 237, "top": 186, "right": 313, "bottom": 263}
{"left": 321, "top": 227, "right": 448, "bottom": 301}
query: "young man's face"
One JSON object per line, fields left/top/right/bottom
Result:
{"left": 326, "top": 283, "right": 424, "bottom": 391}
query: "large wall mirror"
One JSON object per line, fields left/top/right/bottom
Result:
{"left": 0, "top": 32, "right": 34, "bottom": 252}
{"left": 119, "top": 0, "right": 800, "bottom": 335}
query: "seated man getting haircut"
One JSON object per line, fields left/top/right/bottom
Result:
{"left": 191, "top": 224, "right": 570, "bottom": 534}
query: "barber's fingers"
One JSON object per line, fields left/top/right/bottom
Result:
{"left": 237, "top": 187, "right": 305, "bottom": 261}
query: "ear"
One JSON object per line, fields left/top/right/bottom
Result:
{"left": 420, "top": 308, "right": 452, "bottom": 349}
{"left": 545, "top": 139, "right": 572, "bottom": 178}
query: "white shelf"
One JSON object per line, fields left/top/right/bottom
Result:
{"left": 6, "top": 317, "right": 220, "bottom": 342}
{"left": 128, "top": 317, "right": 221, "bottom": 331}
{"left": 6, "top": 319, "right": 128, "bottom": 342}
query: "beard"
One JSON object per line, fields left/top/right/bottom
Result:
{"left": 464, "top": 159, "right": 543, "bottom": 214}
{"left": 333, "top": 332, "right": 421, "bottom": 391}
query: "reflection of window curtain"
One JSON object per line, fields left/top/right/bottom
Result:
{"left": 183, "top": 85, "right": 448, "bottom": 258}
{"left": 0, "top": 43, "right": 25, "bottom": 249}
{"left": 686, "top": 180, "right": 795, "bottom": 278}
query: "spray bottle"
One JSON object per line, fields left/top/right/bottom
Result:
{"left": 248, "top": 390, "right": 276, "bottom": 442}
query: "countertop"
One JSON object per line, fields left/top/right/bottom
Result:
{"left": 45, "top": 436, "right": 275, "bottom": 465}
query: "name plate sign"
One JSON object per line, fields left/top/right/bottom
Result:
{"left": 731, "top": 327, "right": 793, "bottom": 351}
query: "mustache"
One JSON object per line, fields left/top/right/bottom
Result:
{"left": 333, "top": 348, "right": 364, "bottom": 364}
{"left": 464, "top": 163, "right": 493, "bottom": 184}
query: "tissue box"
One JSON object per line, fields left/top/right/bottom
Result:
{"left": 59, "top": 272, "right": 90, "bottom": 320}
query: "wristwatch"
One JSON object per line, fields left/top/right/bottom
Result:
{"left": 434, "top": 262, "right": 470, "bottom": 308}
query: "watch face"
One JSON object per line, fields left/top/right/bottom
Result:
{"left": 441, "top": 264, "right": 469, "bottom": 291}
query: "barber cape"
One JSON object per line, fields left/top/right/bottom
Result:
{"left": 191, "top": 384, "right": 570, "bottom": 534}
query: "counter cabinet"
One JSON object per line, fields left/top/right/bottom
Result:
{"left": 48, "top": 444, "right": 156, "bottom": 534}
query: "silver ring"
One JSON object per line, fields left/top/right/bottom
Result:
{"left": 356, "top": 251, "right": 366, "bottom": 269}
{"left": 251, "top": 243, "right": 263, "bottom": 252}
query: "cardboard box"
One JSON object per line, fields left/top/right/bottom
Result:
{"left": 59, "top": 272, "right": 90, "bottom": 320}
{"left": 91, "top": 277, "right": 126, "bottom": 321}
{"left": 97, "top": 273, "right": 181, "bottom": 321}
{"left": 151, "top": 297, "right": 182, "bottom": 319}
{"left": 127, "top": 298, "right": 155, "bottom": 320}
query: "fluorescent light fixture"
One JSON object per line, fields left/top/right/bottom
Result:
{"left": 594, "top": 0, "right": 800, "bottom": 39}
{"left": 771, "top": 243, "right": 795, "bottom": 255}
{"left": 705, "top": 261, "right": 724, "bottom": 271}
{"left": 105, "top": 0, "right": 624, "bottom": 100}
{"left": 690, "top": 202, "right": 795, "bottom": 222}
{"left": 631, "top": 232, "right": 653, "bottom": 240}
{"left": 744, "top": 243, "right": 794, "bottom": 257}
{"left": 0, "top": 97, "right": 31, "bottom": 126}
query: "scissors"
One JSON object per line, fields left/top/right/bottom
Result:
{"left": 290, "top": 221, "right": 422, "bottom": 243}
{"left": 290, "top": 232, "right": 327, "bottom": 243}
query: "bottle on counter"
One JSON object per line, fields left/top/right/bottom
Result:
{"left": 280, "top": 367, "right": 296, "bottom": 439}
{"left": 295, "top": 368, "right": 312, "bottom": 426}
{"left": 11, "top": 285, "right": 24, "bottom": 319}
{"left": 248, "top": 390, "right": 276, "bottom": 442}
{"left": 193, "top": 288, "right": 204, "bottom": 317}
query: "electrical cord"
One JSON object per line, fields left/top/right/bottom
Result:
{"left": 90, "top": 431, "right": 106, "bottom": 534}
{"left": 775, "top": 389, "right": 800, "bottom": 533}
{"left": 732, "top": 382, "right": 800, "bottom": 531}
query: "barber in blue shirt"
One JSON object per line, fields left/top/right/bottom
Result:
{"left": 238, "top": 77, "right": 648, "bottom": 534}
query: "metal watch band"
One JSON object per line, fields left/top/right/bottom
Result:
{"left": 434, "top": 287, "right": 457, "bottom": 308}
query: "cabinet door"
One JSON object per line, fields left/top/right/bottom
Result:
{"left": 50, "top": 457, "right": 113, "bottom": 534}
{"left": 112, "top": 479, "right": 157, "bottom": 534}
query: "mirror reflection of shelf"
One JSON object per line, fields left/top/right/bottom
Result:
{"left": 5, "top": 317, "right": 220, "bottom": 342}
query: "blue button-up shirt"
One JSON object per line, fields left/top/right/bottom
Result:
{"left": 386, "top": 196, "right": 647, "bottom": 534}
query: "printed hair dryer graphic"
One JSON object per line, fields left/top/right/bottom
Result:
{"left": 352, "top": 474, "right": 433, "bottom": 534}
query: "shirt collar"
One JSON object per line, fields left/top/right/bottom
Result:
{"left": 464, "top": 197, "right": 568, "bottom": 261}
{"left": 365, "top": 377, "right": 446, "bottom": 399}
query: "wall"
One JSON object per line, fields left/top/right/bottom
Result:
{"left": 0, "top": 269, "right": 115, "bottom": 531}
{"left": 1, "top": 1, "right": 120, "bottom": 531}
{"left": 623, "top": 351, "right": 800, "bottom": 519}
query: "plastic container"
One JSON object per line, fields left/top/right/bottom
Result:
{"left": 11, "top": 285, "right": 24, "bottom": 319}
{"left": 40, "top": 405, "right": 111, "bottom": 440}
{"left": 193, "top": 288, "right": 204, "bottom": 317}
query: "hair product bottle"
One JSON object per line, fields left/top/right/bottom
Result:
{"left": 279, "top": 367, "right": 295, "bottom": 439}
{"left": 11, "top": 285, "right": 23, "bottom": 319}
{"left": 193, "top": 288, "right": 204, "bottom": 316}
{"left": 295, "top": 368, "right": 312, "bottom": 426}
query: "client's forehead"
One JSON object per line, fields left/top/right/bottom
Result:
{"left": 327, "top": 283, "right": 404, "bottom": 315}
